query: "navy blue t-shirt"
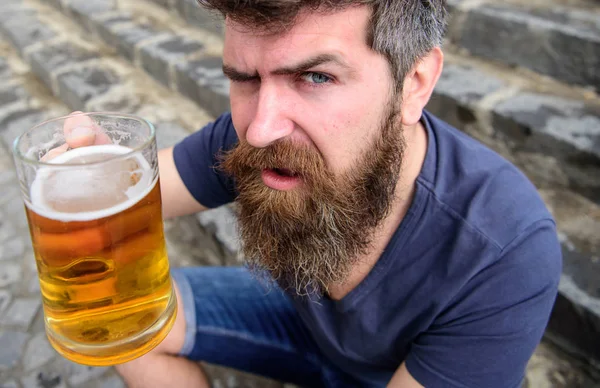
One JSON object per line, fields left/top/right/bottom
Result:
{"left": 173, "top": 111, "right": 562, "bottom": 388}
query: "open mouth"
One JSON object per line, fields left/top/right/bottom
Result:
{"left": 261, "top": 168, "right": 302, "bottom": 190}
{"left": 272, "top": 168, "right": 299, "bottom": 177}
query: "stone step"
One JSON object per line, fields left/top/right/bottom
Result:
{"left": 447, "top": 0, "right": 600, "bottom": 92}
{"left": 2, "top": 0, "right": 600, "bottom": 377}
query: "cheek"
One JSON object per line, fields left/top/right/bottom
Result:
{"left": 317, "top": 104, "right": 383, "bottom": 173}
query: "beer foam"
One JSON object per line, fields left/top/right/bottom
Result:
{"left": 29, "top": 145, "right": 156, "bottom": 222}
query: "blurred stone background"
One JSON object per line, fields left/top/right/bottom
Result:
{"left": 0, "top": 0, "right": 599, "bottom": 387}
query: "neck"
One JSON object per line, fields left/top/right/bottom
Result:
{"left": 326, "top": 120, "right": 428, "bottom": 300}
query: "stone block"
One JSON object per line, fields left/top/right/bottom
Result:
{"left": 492, "top": 93, "right": 600, "bottom": 202}
{"left": 0, "top": 297, "right": 41, "bottom": 328}
{"left": 66, "top": 0, "right": 118, "bottom": 32}
{"left": 457, "top": 4, "right": 600, "bottom": 90}
{"left": 0, "top": 8, "right": 58, "bottom": 56}
{"left": 428, "top": 64, "right": 505, "bottom": 131}
{"left": 28, "top": 41, "right": 97, "bottom": 92}
{"left": 0, "top": 331, "right": 29, "bottom": 371}
{"left": 56, "top": 65, "right": 121, "bottom": 111}
{"left": 97, "top": 21, "right": 162, "bottom": 62}
{"left": 175, "top": 56, "right": 230, "bottom": 117}
{"left": 176, "top": 0, "right": 224, "bottom": 36}
{"left": 139, "top": 34, "right": 205, "bottom": 87}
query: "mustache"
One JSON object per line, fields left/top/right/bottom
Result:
{"left": 219, "top": 140, "right": 331, "bottom": 185}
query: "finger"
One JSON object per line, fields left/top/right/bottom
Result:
{"left": 41, "top": 143, "right": 69, "bottom": 162}
{"left": 93, "top": 130, "right": 112, "bottom": 146}
{"left": 64, "top": 112, "right": 111, "bottom": 148}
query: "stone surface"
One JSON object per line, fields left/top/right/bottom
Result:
{"left": 154, "top": 121, "right": 190, "bottom": 149}
{"left": 0, "top": 8, "right": 57, "bottom": 55}
{"left": 0, "top": 58, "right": 10, "bottom": 80}
{"left": 150, "top": 0, "right": 172, "bottom": 8}
{"left": 0, "top": 239, "right": 25, "bottom": 261}
{"left": 56, "top": 65, "right": 121, "bottom": 110}
{"left": 96, "top": 374, "right": 125, "bottom": 388}
{"left": 0, "top": 85, "right": 28, "bottom": 108}
{"left": 492, "top": 93, "right": 600, "bottom": 203}
{"left": 457, "top": 4, "right": 600, "bottom": 91}
{"left": 21, "top": 369, "right": 67, "bottom": 388}
{"left": 96, "top": 21, "right": 160, "bottom": 62}
{"left": 0, "top": 380, "right": 18, "bottom": 388}
{"left": 67, "top": 0, "right": 118, "bottom": 33}
{"left": 175, "top": 55, "right": 230, "bottom": 117}
{"left": 0, "top": 331, "right": 29, "bottom": 370}
{"left": 0, "top": 298, "right": 41, "bottom": 329}
{"left": 176, "top": 0, "right": 225, "bottom": 36}
{"left": 139, "top": 34, "right": 205, "bottom": 87}
{"left": 0, "top": 263, "right": 21, "bottom": 287}
{"left": 0, "top": 110, "right": 47, "bottom": 155}
{"left": 28, "top": 41, "right": 97, "bottom": 93}
{"left": 22, "top": 333, "right": 57, "bottom": 372}
{"left": 197, "top": 206, "right": 241, "bottom": 258}
{"left": 427, "top": 63, "right": 505, "bottom": 131}
{"left": 55, "top": 359, "right": 108, "bottom": 387}
{"left": 0, "top": 291, "right": 11, "bottom": 317}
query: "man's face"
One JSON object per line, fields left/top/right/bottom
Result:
{"left": 223, "top": 5, "right": 395, "bottom": 176}
{"left": 220, "top": 6, "right": 405, "bottom": 294}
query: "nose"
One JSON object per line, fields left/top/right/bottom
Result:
{"left": 245, "top": 83, "right": 294, "bottom": 148}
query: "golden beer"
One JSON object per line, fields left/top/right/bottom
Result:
{"left": 24, "top": 144, "right": 176, "bottom": 366}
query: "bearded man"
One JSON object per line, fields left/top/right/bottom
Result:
{"left": 107, "top": 1, "right": 561, "bottom": 387}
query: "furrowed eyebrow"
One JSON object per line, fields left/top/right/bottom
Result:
{"left": 222, "top": 65, "right": 259, "bottom": 82}
{"left": 271, "top": 54, "right": 351, "bottom": 76}
{"left": 222, "top": 53, "right": 352, "bottom": 81}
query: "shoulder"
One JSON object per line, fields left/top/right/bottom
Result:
{"left": 420, "top": 111, "right": 554, "bottom": 250}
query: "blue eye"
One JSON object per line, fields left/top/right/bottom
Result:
{"left": 301, "top": 72, "right": 332, "bottom": 85}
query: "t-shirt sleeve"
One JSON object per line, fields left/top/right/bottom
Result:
{"left": 172, "top": 113, "right": 239, "bottom": 209}
{"left": 405, "top": 219, "right": 562, "bottom": 388}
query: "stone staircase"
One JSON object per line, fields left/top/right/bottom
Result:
{"left": 0, "top": 0, "right": 598, "bottom": 386}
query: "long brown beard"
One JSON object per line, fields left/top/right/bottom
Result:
{"left": 219, "top": 104, "right": 405, "bottom": 295}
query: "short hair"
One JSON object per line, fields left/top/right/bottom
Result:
{"left": 197, "top": 0, "right": 448, "bottom": 92}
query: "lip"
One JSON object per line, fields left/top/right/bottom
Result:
{"left": 261, "top": 168, "right": 302, "bottom": 191}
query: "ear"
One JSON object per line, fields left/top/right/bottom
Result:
{"left": 400, "top": 47, "right": 444, "bottom": 126}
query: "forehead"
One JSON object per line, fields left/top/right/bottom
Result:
{"left": 223, "top": 6, "right": 373, "bottom": 67}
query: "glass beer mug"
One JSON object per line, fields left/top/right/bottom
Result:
{"left": 12, "top": 112, "right": 177, "bottom": 366}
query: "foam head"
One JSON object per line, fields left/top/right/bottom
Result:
{"left": 30, "top": 145, "right": 154, "bottom": 222}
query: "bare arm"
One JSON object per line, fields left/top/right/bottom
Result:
{"left": 158, "top": 147, "right": 207, "bottom": 219}
{"left": 387, "top": 363, "right": 424, "bottom": 388}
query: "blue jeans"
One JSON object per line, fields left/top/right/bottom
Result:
{"left": 171, "top": 267, "right": 369, "bottom": 388}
